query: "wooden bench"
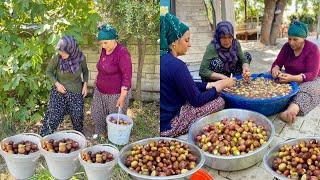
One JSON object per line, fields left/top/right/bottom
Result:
{"left": 235, "top": 22, "right": 261, "bottom": 42}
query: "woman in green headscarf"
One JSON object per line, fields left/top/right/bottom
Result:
{"left": 271, "top": 21, "right": 320, "bottom": 123}
{"left": 160, "top": 13, "right": 235, "bottom": 137}
{"left": 91, "top": 24, "right": 132, "bottom": 138}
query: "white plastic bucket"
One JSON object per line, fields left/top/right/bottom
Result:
{"left": 106, "top": 113, "right": 133, "bottom": 145}
{"left": 39, "top": 130, "right": 87, "bottom": 180}
{"left": 0, "top": 133, "right": 41, "bottom": 179}
{"left": 79, "top": 144, "right": 119, "bottom": 180}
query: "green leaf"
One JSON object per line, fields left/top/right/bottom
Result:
{"left": 35, "top": 24, "right": 51, "bottom": 35}
{"left": 47, "top": 33, "right": 57, "bottom": 45}
{"left": 30, "top": 112, "right": 42, "bottom": 123}
{"left": 12, "top": 76, "right": 21, "bottom": 89}
{"left": 3, "top": 84, "right": 11, "bottom": 91}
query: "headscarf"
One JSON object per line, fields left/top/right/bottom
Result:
{"left": 160, "top": 13, "right": 189, "bottom": 56}
{"left": 212, "top": 21, "right": 238, "bottom": 72}
{"left": 288, "top": 21, "right": 308, "bottom": 38}
{"left": 56, "top": 36, "right": 84, "bottom": 74}
{"left": 97, "top": 24, "right": 118, "bottom": 40}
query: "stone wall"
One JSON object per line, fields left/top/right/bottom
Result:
{"left": 83, "top": 43, "right": 159, "bottom": 101}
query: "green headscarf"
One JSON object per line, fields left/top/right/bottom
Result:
{"left": 160, "top": 13, "right": 189, "bottom": 56}
{"left": 288, "top": 21, "right": 308, "bottom": 38}
{"left": 97, "top": 24, "right": 118, "bottom": 40}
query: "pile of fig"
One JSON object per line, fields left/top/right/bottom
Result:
{"left": 82, "top": 150, "right": 114, "bottom": 163}
{"left": 224, "top": 77, "right": 292, "bottom": 98}
{"left": 1, "top": 140, "right": 39, "bottom": 155}
{"left": 195, "top": 117, "right": 269, "bottom": 156}
{"left": 271, "top": 139, "right": 320, "bottom": 179}
{"left": 124, "top": 140, "right": 198, "bottom": 176}
{"left": 109, "top": 117, "right": 131, "bottom": 125}
{"left": 42, "top": 138, "right": 80, "bottom": 153}
{"left": 243, "top": 72, "right": 251, "bottom": 83}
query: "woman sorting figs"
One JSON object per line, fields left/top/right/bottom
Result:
{"left": 199, "top": 21, "right": 252, "bottom": 82}
{"left": 160, "top": 13, "right": 235, "bottom": 137}
{"left": 271, "top": 21, "right": 320, "bottom": 123}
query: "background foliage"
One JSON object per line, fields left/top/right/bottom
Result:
{"left": 0, "top": 0, "right": 101, "bottom": 133}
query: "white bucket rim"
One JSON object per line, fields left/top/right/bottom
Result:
{"left": 39, "top": 130, "right": 86, "bottom": 157}
{"left": 0, "top": 133, "right": 41, "bottom": 159}
{"left": 106, "top": 113, "right": 133, "bottom": 127}
{"left": 79, "top": 144, "right": 119, "bottom": 168}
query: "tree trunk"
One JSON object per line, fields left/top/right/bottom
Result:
{"left": 269, "top": 0, "right": 287, "bottom": 45}
{"left": 260, "top": 0, "right": 277, "bottom": 45}
{"left": 135, "top": 38, "right": 147, "bottom": 101}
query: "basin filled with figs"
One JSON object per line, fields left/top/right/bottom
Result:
{"left": 188, "top": 109, "right": 275, "bottom": 171}
{"left": 221, "top": 73, "right": 299, "bottom": 116}
{"left": 118, "top": 137, "right": 205, "bottom": 180}
{"left": 264, "top": 137, "right": 320, "bottom": 180}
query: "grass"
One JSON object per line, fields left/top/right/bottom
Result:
{"left": 0, "top": 98, "right": 159, "bottom": 180}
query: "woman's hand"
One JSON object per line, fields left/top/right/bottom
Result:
{"left": 242, "top": 63, "right": 250, "bottom": 74}
{"left": 271, "top": 66, "right": 282, "bottom": 78}
{"left": 82, "top": 82, "right": 88, "bottom": 97}
{"left": 116, "top": 95, "right": 126, "bottom": 108}
{"left": 278, "top": 73, "right": 294, "bottom": 83}
{"left": 214, "top": 78, "right": 236, "bottom": 92}
{"left": 55, "top": 82, "right": 67, "bottom": 94}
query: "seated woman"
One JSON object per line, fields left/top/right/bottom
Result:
{"left": 160, "top": 13, "right": 235, "bottom": 137}
{"left": 271, "top": 21, "right": 320, "bottom": 123}
{"left": 199, "top": 21, "right": 252, "bottom": 82}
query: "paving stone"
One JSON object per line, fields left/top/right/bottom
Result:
{"left": 269, "top": 135, "right": 286, "bottom": 148}
{"left": 299, "top": 117, "right": 320, "bottom": 135}
{"left": 280, "top": 126, "right": 313, "bottom": 139}
{"left": 204, "top": 167, "right": 229, "bottom": 179}
{"left": 271, "top": 118, "right": 286, "bottom": 135}
{"left": 218, "top": 170, "right": 231, "bottom": 178}
{"left": 226, "top": 166, "right": 273, "bottom": 180}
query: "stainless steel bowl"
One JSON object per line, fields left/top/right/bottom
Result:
{"left": 263, "top": 137, "right": 320, "bottom": 180}
{"left": 118, "top": 137, "right": 205, "bottom": 180}
{"left": 188, "top": 108, "right": 276, "bottom": 171}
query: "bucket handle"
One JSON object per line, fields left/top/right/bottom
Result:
{"left": 60, "top": 130, "right": 86, "bottom": 139}
{"left": 98, "top": 144, "right": 119, "bottom": 151}
{"left": 21, "top": 133, "right": 42, "bottom": 139}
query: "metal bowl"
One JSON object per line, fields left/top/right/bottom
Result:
{"left": 188, "top": 109, "right": 276, "bottom": 171}
{"left": 118, "top": 137, "right": 205, "bottom": 180}
{"left": 263, "top": 137, "right": 320, "bottom": 180}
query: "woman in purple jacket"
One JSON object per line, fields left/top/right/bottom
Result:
{"left": 91, "top": 24, "right": 132, "bottom": 138}
{"left": 271, "top": 21, "right": 320, "bottom": 123}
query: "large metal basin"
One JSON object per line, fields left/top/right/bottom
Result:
{"left": 188, "top": 109, "right": 275, "bottom": 171}
{"left": 118, "top": 137, "right": 205, "bottom": 180}
{"left": 263, "top": 137, "right": 320, "bottom": 180}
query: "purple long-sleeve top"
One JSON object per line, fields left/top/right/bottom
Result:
{"left": 271, "top": 40, "right": 320, "bottom": 82}
{"left": 96, "top": 43, "right": 132, "bottom": 94}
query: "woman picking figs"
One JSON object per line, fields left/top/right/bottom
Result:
{"left": 160, "top": 13, "right": 235, "bottom": 137}
{"left": 40, "top": 36, "right": 88, "bottom": 136}
{"left": 271, "top": 21, "right": 320, "bottom": 123}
